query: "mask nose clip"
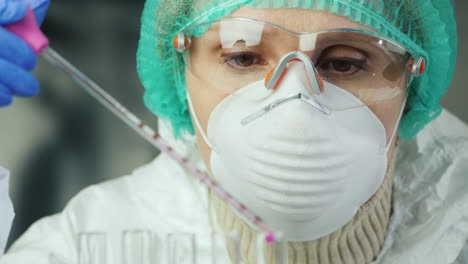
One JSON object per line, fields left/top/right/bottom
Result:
{"left": 264, "top": 51, "right": 324, "bottom": 94}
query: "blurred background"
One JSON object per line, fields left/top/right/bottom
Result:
{"left": 0, "top": 0, "right": 467, "bottom": 249}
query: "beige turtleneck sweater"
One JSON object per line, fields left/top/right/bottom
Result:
{"left": 208, "top": 151, "right": 395, "bottom": 264}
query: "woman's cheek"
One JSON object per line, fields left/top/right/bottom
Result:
{"left": 368, "top": 95, "right": 405, "bottom": 143}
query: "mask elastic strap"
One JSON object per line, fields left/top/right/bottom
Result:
{"left": 385, "top": 97, "right": 407, "bottom": 153}
{"left": 186, "top": 90, "right": 214, "bottom": 149}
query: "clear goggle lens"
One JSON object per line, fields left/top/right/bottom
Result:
{"left": 178, "top": 18, "right": 422, "bottom": 110}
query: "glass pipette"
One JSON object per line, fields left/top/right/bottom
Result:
{"left": 6, "top": 7, "right": 276, "bottom": 243}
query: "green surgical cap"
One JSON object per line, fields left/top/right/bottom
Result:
{"left": 137, "top": 0, "right": 457, "bottom": 139}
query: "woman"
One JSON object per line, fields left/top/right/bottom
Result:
{"left": 1, "top": 0, "right": 466, "bottom": 263}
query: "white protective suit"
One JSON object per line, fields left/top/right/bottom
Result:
{"left": 1, "top": 109, "right": 468, "bottom": 264}
{"left": 0, "top": 168, "right": 14, "bottom": 255}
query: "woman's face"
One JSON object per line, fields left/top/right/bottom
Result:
{"left": 186, "top": 6, "right": 407, "bottom": 172}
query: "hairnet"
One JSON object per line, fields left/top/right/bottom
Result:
{"left": 137, "top": 0, "right": 457, "bottom": 139}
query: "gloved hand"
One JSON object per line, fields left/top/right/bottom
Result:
{"left": 0, "top": 0, "right": 50, "bottom": 106}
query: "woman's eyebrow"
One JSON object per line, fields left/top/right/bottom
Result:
{"left": 260, "top": 27, "right": 278, "bottom": 39}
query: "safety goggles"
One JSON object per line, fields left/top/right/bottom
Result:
{"left": 174, "top": 18, "right": 426, "bottom": 110}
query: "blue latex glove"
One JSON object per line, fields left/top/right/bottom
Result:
{"left": 0, "top": 0, "right": 50, "bottom": 106}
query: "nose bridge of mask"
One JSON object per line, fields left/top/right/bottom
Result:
{"left": 237, "top": 59, "right": 331, "bottom": 126}
{"left": 265, "top": 51, "right": 324, "bottom": 95}
{"left": 271, "top": 60, "right": 317, "bottom": 97}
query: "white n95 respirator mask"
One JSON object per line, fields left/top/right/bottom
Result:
{"left": 187, "top": 53, "right": 399, "bottom": 242}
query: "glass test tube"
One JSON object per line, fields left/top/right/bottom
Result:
{"left": 122, "top": 230, "right": 157, "bottom": 264}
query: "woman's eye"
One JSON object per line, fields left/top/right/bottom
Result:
{"left": 317, "top": 58, "right": 365, "bottom": 77}
{"left": 325, "top": 59, "right": 361, "bottom": 73}
{"left": 316, "top": 46, "right": 367, "bottom": 77}
{"left": 224, "top": 53, "right": 264, "bottom": 68}
{"left": 331, "top": 60, "right": 354, "bottom": 72}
